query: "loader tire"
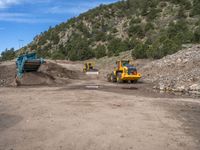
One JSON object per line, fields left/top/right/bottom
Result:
{"left": 110, "top": 72, "right": 116, "bottom": 82}
{"left": 131, "top": 80, "right": 138, "bottom": 84}
{"left": 107, "top": 74, "right": 111, "bottom": 82}
{"left": 117, "top": 72, "right": 123, "bottom": 83}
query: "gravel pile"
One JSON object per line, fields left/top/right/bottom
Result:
{"left": 140, "top": 45, "right": 200, "bottom": 95}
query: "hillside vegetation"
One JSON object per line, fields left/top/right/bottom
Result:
{"left": 15, "top": 0, "right": 200, "bottom": 60}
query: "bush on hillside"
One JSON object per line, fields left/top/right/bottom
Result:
{"left": 177, "top": 6, "right": 187, "bottom": 19}
{"left": 191, "top": 0, "right": 200, "bottom": 16}
{"left": 95, "top": 45, "right": 107, "bottom": 59}
{"left": 166, "top": 20, "right": 192, "bottom": 43}
{"left": 37, "top": 49, "right": 51, "bottom": 58}
{"left": 51, "top": 50, "right": 66, "bottom": 60}
{"left": 193, "top": 26, "right": 200, "bottom": 43}
{"left": 1, "top": 48, "right": 16, "bottom": 61}
{"left": 132, "top": 42, "right": 148, "bottom": 59}
{"left": 147, "top": 8, "right": 161, "bottom": 21}
{"left": 128, "top": 24, "right": 145, "bottom": 38}
{"left": 149, "top": 37, "right": 181, "bottom": 59}
{"left": 132, "top": 35, "right": 182, "bottom": 59}
{"left": 107, "top": 38, "right": 130, "bottom": 56}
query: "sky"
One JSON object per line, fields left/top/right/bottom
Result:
{"left": 0, "top": 0, "right": 118, "bottom": 52}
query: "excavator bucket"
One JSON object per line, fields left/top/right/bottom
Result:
{"left": 23, "top": 60, "right": 42, "bottom": 72}
{"left": 16, "top": 53, "right": 45, "bottom": 79}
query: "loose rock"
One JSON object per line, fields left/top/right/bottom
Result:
{"left": 140, "top": 45, "right": 200, "bottom": 95}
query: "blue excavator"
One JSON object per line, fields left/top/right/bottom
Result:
{"left": 15, "top": 53, "right": 45, "bottom": 83}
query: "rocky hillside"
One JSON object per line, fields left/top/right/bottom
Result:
{"left": 18, "top": 0, "right": 200, "bottom": 61}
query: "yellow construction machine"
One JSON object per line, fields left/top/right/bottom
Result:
{"left": 83, "top": 62, "right": 99, "bottom": 75}
{"left": 107, "top": 60, "right": 141, "bottom": 83}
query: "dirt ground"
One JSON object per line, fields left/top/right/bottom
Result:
{"left": 0, "top": 61, "right": 200, "bottom": 150}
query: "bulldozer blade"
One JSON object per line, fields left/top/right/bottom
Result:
{"left": 85, "top": 85, "right": 100, "bottom": 89}
{"left": 86, "top": 71, "right": 99, "bottom": 75}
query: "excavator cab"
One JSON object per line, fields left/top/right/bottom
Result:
{"left": 15, "top": 53, "right": 45, "bottom": 86}
{"left": 16, "top": 53, "right": 45, "bottom": 79}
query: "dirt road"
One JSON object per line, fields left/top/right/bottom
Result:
{"left": 0, "top": 79, "right": 200, "bottom": 150}
{"left": 0, "top": 61, "right": 200, "bottom": 150}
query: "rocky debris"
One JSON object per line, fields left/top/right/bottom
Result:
{"left": 189, "top": 84, "right": 200, "bottom": 95}
{"left": 141, "top": 45, "right": 200, "bottom": 96}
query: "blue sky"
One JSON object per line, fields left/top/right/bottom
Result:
{"left": 0, "top": 0, "right": 118, "bottom": 52}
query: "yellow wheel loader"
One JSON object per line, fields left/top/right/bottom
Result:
{"left": 107, "top": 60, "right": 141, "bottom": 83}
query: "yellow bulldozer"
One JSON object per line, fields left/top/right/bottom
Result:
{"left": 107, "top": 60, "right": 141, "bottom": 83}
{"left": 83, "top": 62, "right": 99, "bottom": 75}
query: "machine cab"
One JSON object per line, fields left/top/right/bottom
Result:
{"left": 116, "top": 60, "right": 130, "bottom": 70}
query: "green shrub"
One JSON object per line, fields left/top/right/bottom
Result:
{"left": 177, "top": 6, "right": 187, "bottom": 19}
{"left": 132, "top": 42, "right": 148, "bottom": 59}
{"left": 37, "top": 49, "right": 51, "bottom": 58}
{"left": 147, "top": 8, "right": 161, "bottom": 20}
{"left": 52, "top": 34, "right": 60, "bottom": 44}
{"left": 77, "top": 22, "right": 90, "bottom": 37}
{"left": 107, "top": 38, "right": 129, "bottom": 56}
{"left": 128, "top": 24, "right": 144, "bottom": 38}
{"left": 193, "top": 27, "right": 200, "bottom": 43}
{"left": 132, "top": 35, "right": 182, "bottom": 59}
{"left": 191, "top": 0, "right": 200, "bottom": 16}
{"left": 166, "top": 20, "right": 192, "bottom": 43}
{"left": 95, "top": 32, "right": 107, "bottom": 41}
{"left": 1, "top": 48, "right": 16, "bottom": 61}
{"left": 95, "top": 45, "right": 107, "bottom": 59}
{"left": 144, "top": 22, "right": 154, "bottom": 32}
{"left": 65, "top": 34, "right": 95, "bottom": 60}
{"left": 130, "top": 18, "right": 141, "bottom": 24}
{"left": 38, "top": 37, "right": 46, "bottom": 46}
{"left": 147, "top": 36, "right": 181, "bottom": 59}
{"left": 51, "top": 50, "right": 65, "bottom": 60}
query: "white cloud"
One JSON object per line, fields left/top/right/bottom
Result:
{"left": 0, "top": 17, "right": 59, "bottom": 23}
{"left": 0, "top": 0, "right": 118, "bottom": 23}
{"left": 0, "top": 0, "right": 51, "bottom": 9}
{"left": 0, "top": 12, "right": 28, "bottom": 17}
{"left": 0, "top": 12, "right": 60, "bottom": 23}
{"left": 47, "top": 6, "right": 88, "bottom": 15}
{"left": 0, "top": 0, "right": 23, "bottom": 8}
{"left": 46, "top": 1, "right": 111, "bottom": 15}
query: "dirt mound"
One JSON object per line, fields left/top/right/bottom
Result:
{"left": 39, "top": 61, "right": 85, "bottom": 80}
{"left": 0, "top": 61, "right": 86, "bottom": 87}
{"left": 17, "top": 72, "right": 56, "bottom": 86}
{"left": 140, "top": 45, "right": 200, "bottom": 95}
{"left": 0, "top": 63, "right": 16, "bottom": 87}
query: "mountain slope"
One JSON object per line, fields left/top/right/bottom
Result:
{"left": 19, "top": 0, "right": 200, "bottom": 60}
